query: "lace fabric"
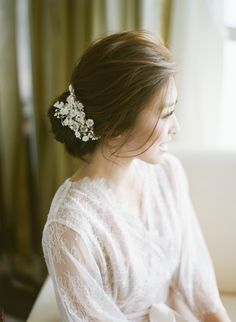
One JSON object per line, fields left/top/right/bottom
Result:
{"left": 42, "top": 152, "right": 223, "bottom": 322}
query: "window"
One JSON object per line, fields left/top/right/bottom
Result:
{"left": 219, "top": 0, "right": 236, "bottom": 149}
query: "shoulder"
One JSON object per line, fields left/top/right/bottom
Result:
{"left": 42, "top": 179, "right": 114, "bottom": 265}
{"left": 42, "top": 181, "right": 102, "bottom": 258}
{"left": 44, "top": 178, "right": 105, "bottom": 234}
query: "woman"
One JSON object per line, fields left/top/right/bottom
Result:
{"left": 42, "top": 30, "right": 231, "bottom": 322}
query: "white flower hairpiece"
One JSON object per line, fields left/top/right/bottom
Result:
{"left": 53, "top": 84, "right": 101, "bottom": 142}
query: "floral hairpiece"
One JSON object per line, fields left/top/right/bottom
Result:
{"left": 53, "top": 84, "right": 101, "bottom": 142}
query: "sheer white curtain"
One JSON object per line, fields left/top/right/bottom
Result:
{"left": 104, "top": 0, "right": 164, "bottom": 34}
{"left": 169, "top": 0, "right": 225, "bottom": 150}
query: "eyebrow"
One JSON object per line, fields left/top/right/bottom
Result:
{"left": 165, "top": 98, "right": 178, "bottom": 108}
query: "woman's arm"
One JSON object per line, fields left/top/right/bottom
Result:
{"left": 167, "top": 287, "right": 199, "bottom": 322}
{"left": 204, "top": 306, "right": 232, "bottom": 322}
{"left": 42, "top": 221, "right": 129, "bottom": 322}
{"left": 168, "top": 286, "right": 232, "bottom": 322}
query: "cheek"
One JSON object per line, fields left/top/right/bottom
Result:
{"left": 139, "top": 118, "right": 161, "bottom": 139}
{"left": 128, "top": 116, "right": 168, "bottom": 149}
{"left": 146, "top": 122, "right": 167, "bottom": 146}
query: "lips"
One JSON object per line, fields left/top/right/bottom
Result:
{"left": 159, "top": 142, "right": 168, "bottom": 151}
{"left": 161, "top": 140, "right": 171, "bottom": 144}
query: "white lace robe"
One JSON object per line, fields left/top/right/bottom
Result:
{"left": 42, "top": 152, "right": 224, "bottom": 322}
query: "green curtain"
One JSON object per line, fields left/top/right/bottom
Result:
{"left": 0, "top": 0, "right": 172, "bottom": 317}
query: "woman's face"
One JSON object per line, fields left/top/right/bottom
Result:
{"left": 119, "top": 79, "right": 180, "bottom": 164}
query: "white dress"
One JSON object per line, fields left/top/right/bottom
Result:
{"left": 42, "top": 152, "right": 223, "bottom": 322}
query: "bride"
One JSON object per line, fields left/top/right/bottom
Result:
{"left": 42, "top": 30, "right": 231, "bottom": 322}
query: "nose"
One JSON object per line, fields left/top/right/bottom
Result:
{"left": 170, "top": 114, "right": 181, "bottom": 136}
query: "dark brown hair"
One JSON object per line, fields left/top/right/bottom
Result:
{"left": 48, "top": 30, "right": 177, "bottom": 162}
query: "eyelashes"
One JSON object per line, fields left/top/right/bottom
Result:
{"left": 163, "top": 110, "right": 175, "bottom": 119}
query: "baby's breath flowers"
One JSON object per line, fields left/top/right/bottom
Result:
{"left": 53, "top": 85, "right": 100, "bottom": 142}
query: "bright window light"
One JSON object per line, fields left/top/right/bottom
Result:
{"left": 219, "top": 1, "right": 236, "bottom": 149}
{"left": 224, "top": 0, "right": 236, "bottom": 27}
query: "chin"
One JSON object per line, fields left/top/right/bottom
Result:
{"left": 137, "top": 151, "right": 166, "bottom": 165}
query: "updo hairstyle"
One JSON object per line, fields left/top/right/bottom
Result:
{"left": 48, "top": 30, "right": 177, "bottom": 162}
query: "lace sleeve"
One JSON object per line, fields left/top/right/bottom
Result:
{"left": 42, "top": 221, "right": 129, "bottom": 322}
{"left": 170, "top": 156, "right": 224, "bottom": 320}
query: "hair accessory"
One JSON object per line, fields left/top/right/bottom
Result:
{"left": 53, "top": 84, "right": 101, "bottom": 142}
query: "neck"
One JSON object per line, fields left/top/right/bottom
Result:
{"left": 72, "top": 145, "right": 138, "bottom": 193}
